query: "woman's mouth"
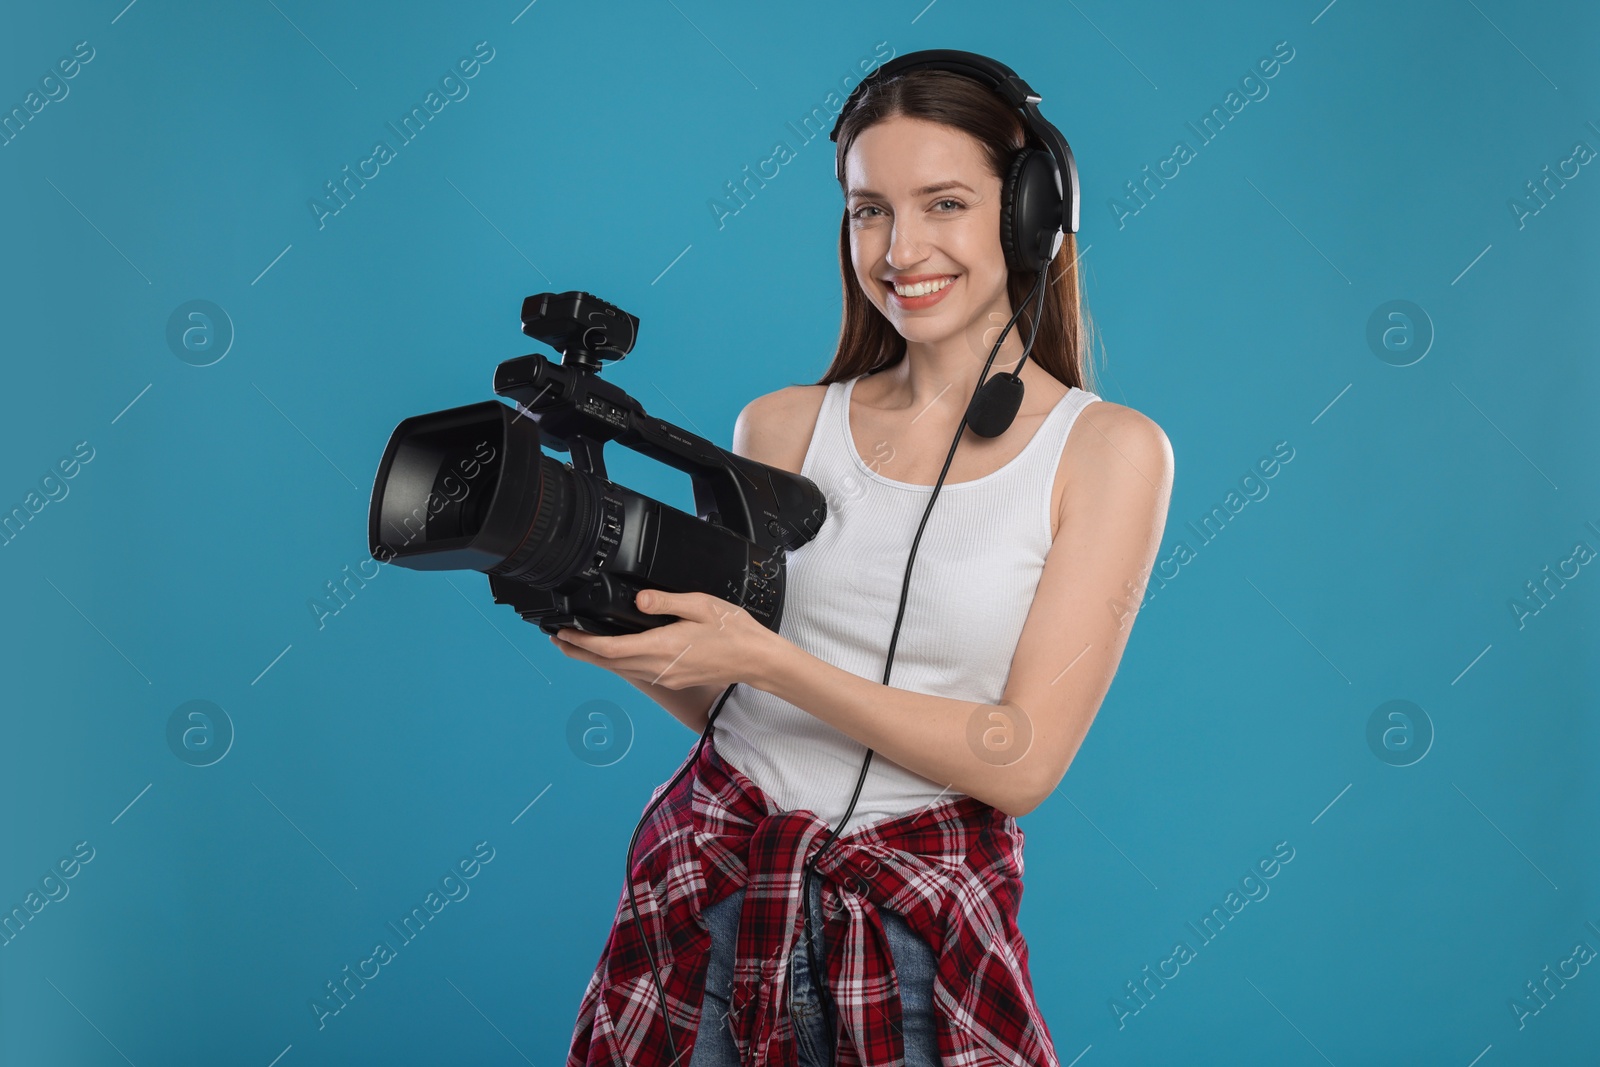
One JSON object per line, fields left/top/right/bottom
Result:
{"left": 885, "top": 274, "right": 957, "bottom": 309}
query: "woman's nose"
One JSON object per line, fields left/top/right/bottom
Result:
{"left": 885, "top": 217, "right": 930, "bottom": 269}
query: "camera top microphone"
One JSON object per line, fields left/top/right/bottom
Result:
{"left": 520, "top": 291, "right": 638, "bottom": 371}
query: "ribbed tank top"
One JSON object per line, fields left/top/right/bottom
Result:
{"left": 712, "top": 372, "right": 1103, "bottom": 836}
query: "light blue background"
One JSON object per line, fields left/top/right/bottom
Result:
{"left": 3, "top": 1, "right": 1597, "bottom": 1064}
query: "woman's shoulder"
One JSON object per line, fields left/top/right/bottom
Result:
{"left": 1063, "top": 394, "right": 1174, "bottom": 489}
{"left": 732, "top": 382, "right": 831, "bottom": 476}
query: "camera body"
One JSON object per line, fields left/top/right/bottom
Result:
{"left": 367, "top": 291, "right": 828, "bottom": 637}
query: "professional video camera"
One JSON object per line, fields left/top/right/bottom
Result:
{"left": 367, "top": 290, "right": 828, "bottom": 637}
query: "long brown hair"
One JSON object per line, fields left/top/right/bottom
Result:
{"left": 817, "top": 68, "right": 1098, "bottom": 394}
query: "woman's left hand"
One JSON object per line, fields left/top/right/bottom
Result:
{"left": 549, "top": 588, "right": 778, "bottom": 691}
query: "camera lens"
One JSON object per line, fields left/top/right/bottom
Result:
{"left": 368, "top": 399, "right": 595, "bottom": 586}
{"left": 422, "top": 441, "right": 499, "bottom": 542}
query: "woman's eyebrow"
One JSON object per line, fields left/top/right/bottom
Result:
{"left": 846, "top": 180, "right": 975, "bottom": 199}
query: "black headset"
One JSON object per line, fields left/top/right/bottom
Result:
{"left": 620, "top": 50, "right": 1081, "bottom": 1064}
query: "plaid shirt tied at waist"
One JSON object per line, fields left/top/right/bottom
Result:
{"left": 566, "top": 730, "right": 1061, "bottom": 1067}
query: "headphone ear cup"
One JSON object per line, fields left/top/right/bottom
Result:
{"left": 999, "top": 147, "right": 1065, "bottom": 274}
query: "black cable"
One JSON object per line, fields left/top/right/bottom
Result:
{"left": 797, "top": 264, "right": 1051, "bottom": 1031}
{"left": 625, "top": 266, "right": 1050, "bottom": 1065}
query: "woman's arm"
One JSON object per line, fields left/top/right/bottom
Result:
{"left": 555, "top": 403, "right": 1172, "bottom": 814}
{"left": 621, "top": 674, "right": 723, "bottom": 734}
{"left": 750, "top": 404, "right": 1174, "bottom": 818}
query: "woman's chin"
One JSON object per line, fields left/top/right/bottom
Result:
{"left": 893, "top": 326, "right": 946, "bottom": 348}
{"left": 887, "top": 312, "right": 968, "bottom": 347}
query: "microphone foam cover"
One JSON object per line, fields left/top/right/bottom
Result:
{"left": 966, "top": 374, "right": 1024, "bottom": 439}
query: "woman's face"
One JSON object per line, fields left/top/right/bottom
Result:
{"left": 843, "top": 114, "right": 1011, "bottom": 350}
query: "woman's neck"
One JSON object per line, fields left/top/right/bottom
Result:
{"left": 879, "top": 329, "right": 1036, "bottom": 413}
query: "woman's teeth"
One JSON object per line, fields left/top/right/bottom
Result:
{"left": 892, "top": 276, "right": 954, "bottom": 298}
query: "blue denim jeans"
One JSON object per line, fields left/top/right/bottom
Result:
{"left": 689, "top": 873, "right": 942, "bottom": 1066}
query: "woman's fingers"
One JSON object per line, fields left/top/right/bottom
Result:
{"left": 551, "top": 630, "right": 644, "bottom": 682}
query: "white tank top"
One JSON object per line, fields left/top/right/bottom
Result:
{"left": 711, "top": 372, "right": 1102, "bottom": 835}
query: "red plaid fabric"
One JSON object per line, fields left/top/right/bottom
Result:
{"left": 566, "top": 729, "right": 1060, "bottom": 1067}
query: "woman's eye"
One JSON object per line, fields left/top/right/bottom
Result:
{"left": 851, "top": 199, "right": 962, "bottom": 219}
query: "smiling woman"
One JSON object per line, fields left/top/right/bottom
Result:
{"left": 564, "top": 50, "right": 1173, "bottom": 1067}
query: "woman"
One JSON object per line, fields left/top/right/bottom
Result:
{"left": 558, "top": 54, "right": 1173, "bottom": 1067}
